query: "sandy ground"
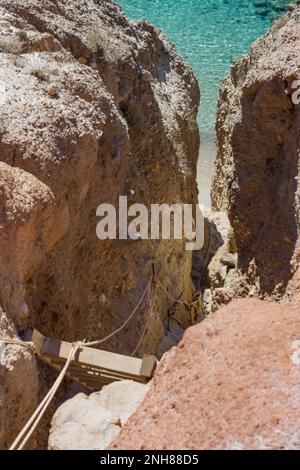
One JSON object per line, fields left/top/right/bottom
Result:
{"left": 197, "top": 134, "right": 216, "bottom": 209}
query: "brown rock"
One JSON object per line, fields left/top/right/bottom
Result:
{"left": 0, "top": 0, "right": 200, "bottom": 347}
{"left": 111, "top": 299, "right": 300, "bottom": 450}
{"left": 0, "top": 0, "right": 200, "bottom": 448}
{"left": 211, "top": 6, "right": 300, "bottom": 298}
{"left": 47, "top": 84, "right": 58, "bottom": 97}
{"left": 0, "top": 310, "right": 39, "bottom": 449}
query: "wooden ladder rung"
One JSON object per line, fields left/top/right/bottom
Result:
{"left": 48, "top": 358, "right": 149, "bottom": 382}
{"left": 27, "top": 329, "right": 157, "bottom": 391}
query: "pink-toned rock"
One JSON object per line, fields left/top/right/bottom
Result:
{"left": 212, "top": 6, "right": 300, "bottom": 297}
{"left": 46, "top": 84, "right": 58, "bottom": 97}
{"left": 289, "top": 268, "right": 300, "bottom": 304}
{"left": 110, "top": 299, "right": 300, "bottom": 450}
{"left": 0, "top": 0, "right": 200, "bottom": 448}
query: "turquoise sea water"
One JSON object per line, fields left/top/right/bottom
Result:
{"left": 118, "top": 0, "right": 290, "bottom": 206}
{"left": 118, "top": 0, "right": 289, "bottom": 138}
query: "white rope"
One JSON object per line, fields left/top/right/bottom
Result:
{"left": 85, "top": 275, "right": 153, "bottom": 347}
{"left": 131, "top": 283, "right": 157, "bottom": 357}
{"left": 7, "top": 276, "right": 153, "bottom": 450}
{"left": 154, "top": 276, "right": 201, "bottom": 308}
{"left": 0, "top": 338, "right": 35, "bottom": 352}
{"left": 6, "top": 270, "right": 202, "bottom": 450}
{"left": 9, "top": 342, "right": 82, "bottom": 451}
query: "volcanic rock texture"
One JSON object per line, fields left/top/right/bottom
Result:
{"left": 211, "top": 4, "right": 300, "bottom": 302}
{"left": 111, "top": 299, "right": 300, "bottom": 450}
{"left": 0, "top": 0, "right": 200, "bottom": 448}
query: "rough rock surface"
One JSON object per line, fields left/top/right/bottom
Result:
{"left": 48, "top": 380, "right": 149, "bottom": 450}
{"left": 111, "top": 299, "right": 300, "bottom": 450}
{"left": 0, "top": 0, "right": 200, "bottom": 448}
{"left": 0, "top": 310, "right": 39, "bottom": 449}
{"left": 193, "top": 210, "right": 247, "bottom": 315}
{"left": 211, "top": 5, "right": 300, "bottom": 299}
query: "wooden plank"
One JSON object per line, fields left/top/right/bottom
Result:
{"left": 41, "top": 337, "right": 144, "bottom": 377}
{"left": 28, "top": 329, "right": 156, "bottom": 389}
{"left": 67, "top": 366, "right": 148, "bottom": 384}
{"left": 45, "top": 359, "right": 147, "bottom": 391}
{"left": 44, "top": 350, "right": 149, "bottom": 386}
{"left": 24, "top": 329, "right": 48, "bottom": 358}
{"left": 41, "top": 360, "right": 105, "bottom": 390}
{"left": 66, "top": 374, "right": 103, "bottom": 392}
{"left": 66, "top": 373, "right": 109, "bottom": 387}
{"left": 140, "top": 355, "right": 157, "bottom": 378}
{"left": 66, "top": 369, "right": 123, "bottom": 388}
{"left": 48, "top": 358, "right": 148, "bottom": 382}
{"left": 67, "top": 369, "right": 147, "bottom": 384}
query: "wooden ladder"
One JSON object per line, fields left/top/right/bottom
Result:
{"left": 27, "top": 329, "right": 157, "bottom": 392}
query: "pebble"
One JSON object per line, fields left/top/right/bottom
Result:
{"left": 47, "top": 84, "right": 58, "bottom": 97}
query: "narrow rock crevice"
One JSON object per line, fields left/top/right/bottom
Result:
{"left": 0, "top": 0, "right": 200, "bottom": 449}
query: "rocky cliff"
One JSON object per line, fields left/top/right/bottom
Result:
{"left": 110, "top": 5, "right": 300, "bottom": 451}
{"left": 0, "top": 0, "right": 200, "bottom": 448}
{"left": 204, "top": 3, "right": 300, "bottom": 310}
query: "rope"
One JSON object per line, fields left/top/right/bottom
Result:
{"left": 0, "top": 338, "right": 35, "bottom": 353}
{"left": 85, "top": 275, "right": 153, "bottom": 347}
{"left": 7, "top": 276, "right": 153, "bottom": 451}
{"left": 5, "top": 271, "right": 202, "bottom": 450}
{"left": 9, "top": 341, "right": 82, "bottom": 451}
{"left": 154, "top": 276, "right": 201, "bottom": 308}
{"left": 131, "top": 283, "right": 157, "bottom": 357}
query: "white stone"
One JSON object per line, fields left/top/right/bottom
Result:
{"left": 48, "top": 380, "right": 150, "bottom": 450}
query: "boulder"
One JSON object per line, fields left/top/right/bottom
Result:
{"left": 110, "top": 299, "right": 300, "bottom": 450}
{"left": 48, "top": 380, "right": 149, "bottom": 450}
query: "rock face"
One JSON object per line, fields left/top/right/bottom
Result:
{"left": 0, "top": 0, "right": 200, "bottom": 448}
{"left": 211, "top": 5, "right": 300, "bottom": 300}
{"left": 0, "top": 310, "right": 39, "bottom": 449}
{"left": 48, "top": 380, "right": 149, "bottom": 450}
{"left": 193, "top": 210, "right": 247, "bottom": 316}
{"left": 111, "top": 299, "right": 300, "bottom": 450}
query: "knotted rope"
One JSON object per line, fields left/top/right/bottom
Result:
{"left": 5, "top": 276, "right": 153, "bottom": 451}
{"left": 154, "top": 275, "right": 201, "bottom": 308}
{"left": 3, "top": 272, "right": 202, "bottom": 450}
{"left": 0, "top": 338, "right": 36, "bottom": 352}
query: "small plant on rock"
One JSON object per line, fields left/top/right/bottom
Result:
{"left": 86, "top": 23, "right": 120, "bottom": 63}
{"left": 25, "top": 54, "right": 52, "bottom": 81}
